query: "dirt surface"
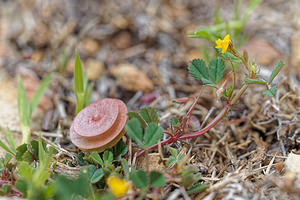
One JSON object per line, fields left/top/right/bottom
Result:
{"left": 1, "top": 0, "right": 300, "bottom": 199}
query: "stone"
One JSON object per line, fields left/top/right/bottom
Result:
{"left": 85, "top": 59, "right": 104, "bottom": 81}
{"left": 110, "top": 64, "right": 154, "bottom": 92}
{"left": 79, "top": 38, "right": 100, "bottom": 55}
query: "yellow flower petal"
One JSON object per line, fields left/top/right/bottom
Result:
{"left": 107, "top": 176, "right": 130, "bottom": 197}
{"left": 224, "top": 34, "right": 230, "bottom": 42}
{"left": 215, "top": 34, "right": 231, "bottom": 53}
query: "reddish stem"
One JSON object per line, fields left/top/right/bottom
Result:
{"left": 137, "top": 135, "right": 177, "bottom": 158}
{"left": 220, "top": 70, "right": 233, "bottom": 91}
{"left": 136, "top": 103, "right": 230, "bottom": 158}
{"left": 179, "top": 104, "right": 229, "bottom": 140}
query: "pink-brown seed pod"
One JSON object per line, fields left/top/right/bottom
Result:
{"left": 70, "top": 98, "right": 128, "bottom": 152}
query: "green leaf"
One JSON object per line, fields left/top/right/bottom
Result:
{"left": 121, "top": 159, "right": 130, "bottom": 179}
{"left": 74, "top": 51, "right": 84, "bottom": 94}
{"left": 149, "top": 171, "right": 166, "bottom": 188}
{"left": 90, "top": 169, "right": 104, "bottom": 184}
{"left": 168, "top": 147, "right": 178, "bottom": 157}
{"left": 127, "top": 112, "right": 147, "bottom": 128}
{"left": 209, "top": 58, "right": 225, "bottom": 83}
{"left": 221, "top": 52, "right": 242, "bottom": 63}
{"left": 90, "top": 152, "right": 104, "bottom": 166}
{"left": 111, "top": 140, "right": 128, "bottom": 160}
{"left": 263, "top": 86, "right": 277, "bottom": 97}
{"left": 55, "top": 173, "right": 90, "bottom": 200}
{"left": 130, "top": 169, "right": 148, "bottom": 188}
{"left": 268, "top": 61, "right": 284, "bottom": 84}
{"left": 103, "top": 151, "right": 113, "bottom": 166}
{"left": 201, "top": 78, "right": 218, "bottom": 88}
{"left": 144, "top": 123, "right": 163, "bottom": 148}
{"left": 0, "top": 127, "right": 16, "bottom": 153}
{"left": 166, "top": 157, "right": 176, "bottom": 166}
{"left": 76, "top": 152, "right": 88, "bottom": 166}
{"left": 15, "top": 179, "right": 28, "bottom": 197}
{"left": 224, "top": 84, "right": 233, "bottom": 98}
{"left": 125, "top": 119, "right": 144, "bottom": 147}
{"left": 29, "top": 73, "right": 52, "bottom": 116}
{"left": 17, "top": 77, "right": 30, "bottom": 127}
{"left": 188, "top": 59, "right": 209, "bottom": 80}
{"left": 188, "top": 29, "right": 215, "bottom": 42}
{"left": 38, "top": 135, "right": 45, "bottom": 165}
{"left": 16, "top": 144, "right": 28, "bottom": 161}
{"left": 171, "top": 118, "right": 179, "bottom": 126}
{"left": 187, "top": 184, "right": 208, "bottom": 194}
{"left": 0, "top": 140, "right": 15, "bottom": 156}
{"left": 245, "top": 78, "right": 266, "bottom": 85}
{"left": 140, "top": 107, "right": 159, "bottom": 124}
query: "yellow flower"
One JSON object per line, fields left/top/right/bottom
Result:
{"left": 215, "top": 34, "right": 230, "bottom": 53}
{"left": 107, "top": 176, "right": 130, "bottom": 197}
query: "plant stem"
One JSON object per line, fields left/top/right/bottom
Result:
{"left": 21, "top": 125, "right": 31, "bottom": 144}
{"left": 137, "top": 104, "right": 230, "bottom": 158}
{"left": 230, "top": 84, "right": 248, "bottom": 105}
{"left": 179, "top": 104, "right": 229, "bottom": 140}
{"left": 137, "top": 136, "right": 176, "bottom": 158}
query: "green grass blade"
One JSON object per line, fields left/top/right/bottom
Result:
{"left": 0, "top": 126, "right": 16, "bottom": 152}
{"left": 38, "top": 135, "right": 45, "bottom": 165}
{"left": 30, "top": 73, "right": 52, "bottom": 115}
{"left": 0, "top": 139, "right": 15, "bottom": 156}
{"left": 74, "top": 51, "right": 84, "bottom": 94}
{"left": 17, "top": 77, "right": 30, "bottom": 127}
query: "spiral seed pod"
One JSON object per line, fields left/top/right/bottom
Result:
{"left": 70, "top": 98, "right": 128, "bottom": 152}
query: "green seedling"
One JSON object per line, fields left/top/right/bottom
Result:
{"left": 17, "top": 74, "right": 52, "bottom": 144}
{"left": 74, "top": 51, "right": 94, "bottom": 114}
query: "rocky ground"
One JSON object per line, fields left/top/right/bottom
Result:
{"left": 1, "top": 0, "right": 300, "bottom": 199}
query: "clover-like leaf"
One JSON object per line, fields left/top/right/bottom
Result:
{"left": 150, "top": 171, "right": 166, "bottom": 188}
{"left": 125, "top": 119, "right": 144, "bottom": 147}
{"left": 90, "top": 152, "right": 104, "bottom": 166}
{"left": 144, "top": 123, "right": 163, "bottom": 148}
{"left": 140, "top": 107, "right": 159, "bottom": 124}
{"left": 90, "top": 169, "right": 104, "bottom": 184}
{"left": 209, "top": 58, "right": 225, "bottom": 83}
{"left": 130, "top": 169, "right": 148, "bottom": 188}
{"left": 127, "top": 112, "right": 147, "bottom": 128}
